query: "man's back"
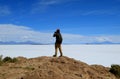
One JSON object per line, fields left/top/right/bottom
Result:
{"left": 54, "top": 32, "right": 62, "bottom": 44}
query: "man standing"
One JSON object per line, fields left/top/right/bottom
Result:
{"left": 53, "top": 29, "right": 63, "bottom": 57}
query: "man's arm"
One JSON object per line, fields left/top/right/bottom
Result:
{"left": 53, "top": 32, "right": 56, "bottom": 37}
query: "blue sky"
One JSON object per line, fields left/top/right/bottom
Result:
{"left": 0, "top": 0, "right": 120, "bottom": 44}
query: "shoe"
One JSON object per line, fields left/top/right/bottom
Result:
{"left": 53, "top": 55, "right": 57, "bottom": 57}
{"left": 59, "top": 55, "right": 63, "bottom": 57}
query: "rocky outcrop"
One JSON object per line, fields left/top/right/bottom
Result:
{"left": 0, "top": 56, "right": 118, "bottom": 79}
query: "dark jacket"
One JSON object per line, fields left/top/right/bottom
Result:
{"left": 53, "top": 31, "right": 63, "bottom": 44}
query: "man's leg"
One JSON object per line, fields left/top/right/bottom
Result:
{"left": 53, "top": 43, "right": 58, "bottom": 57}
{"left": 59, "top": 44, "right": 63, "bottom": 57}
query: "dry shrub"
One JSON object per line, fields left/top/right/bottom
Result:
{"left": 110, "top": 64, "right": 120, "bottom": 78}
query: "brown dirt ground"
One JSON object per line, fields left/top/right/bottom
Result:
{"left": 0, "top": 56, "right": 118, "bottom": 79}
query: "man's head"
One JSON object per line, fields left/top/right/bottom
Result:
{"left": 56, "top": 29, "right": 60, "bottom": 33}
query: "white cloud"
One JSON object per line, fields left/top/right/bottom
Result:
{"left": 31, "top": 0, "right": 78, "bottom": 13}
{"left": 97, "top": 36, "right": 120, "bottom": 43}
{"left": 80, "top": 9, "right": 119, "bottom": 16}
{"left": 0, "top": 24, "right": 89, "bottom": 44}
{"left": 63, "top": 34, "right": 120, "bottom": 44}
{"left": 39, "top": 0, "right": 61, "bottom": 5}
{"left": 78, "top": 9, "right": 119, "bottom": 17}
{"left": 0, "top": 24, "right": 53, "bottom": 43}
{"left": 38, "top": 0, "right": 77, "bottom": 5}
{"left": 31, "top": 0, "right": 61, "bottom": 13}
{"left": 0, "top": 24, "right": 120, "bottom": 44}
{"left": 0, "top": 6, "right": 11, "bottom": 16}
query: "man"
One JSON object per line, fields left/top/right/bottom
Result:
{"left": 53, "top": 29, "right": 63, "bottom": 57}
